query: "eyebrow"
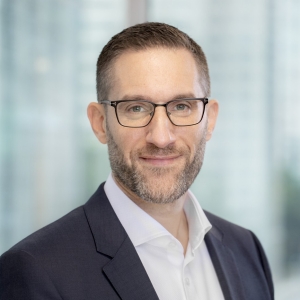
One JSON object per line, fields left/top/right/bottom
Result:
{"left": 120, "top": 93, "right": 198, "bottom": 101}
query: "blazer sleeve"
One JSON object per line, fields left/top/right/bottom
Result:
{"left": 250, "top": 231, "right": 274, "bottom": 300}
{"left": 0, "top": 249, "right": 63, "bottom": 300}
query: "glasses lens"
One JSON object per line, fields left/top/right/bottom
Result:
{"left": 117, "top": 101, "right": 154, "bottom": 127}
{"left": 167, "top": 99, "right": 204, "bottom": 126}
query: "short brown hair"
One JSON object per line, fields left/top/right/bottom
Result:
{"left": 96, "top": 22, "right": 210, "bottom": 101}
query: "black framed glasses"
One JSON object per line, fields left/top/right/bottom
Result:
{"left": 100, "top": 98, "right": 208, "bottom": 128}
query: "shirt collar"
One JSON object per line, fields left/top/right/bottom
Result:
{"left": 104, "top": 173, "right": 211, "bottom": 251}
{"left": 184, "top": 189, "right": 212, "bottom": 251}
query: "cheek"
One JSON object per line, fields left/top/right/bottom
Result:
{"left": 107, "top": 114, "right": 141, "bottom": 153}
{"left": 181, "top": 126, "right": 204, "bottom": 156}
{"left": 115, "top": 129, "right": 145, "bottom": 161}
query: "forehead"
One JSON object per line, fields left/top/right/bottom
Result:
{"left": 109, "top": 48, "right": 203, "bottom": 101}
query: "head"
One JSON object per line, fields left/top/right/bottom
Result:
{"left": 96, "top": 22, "right": 211, "bottom": 102}
{"left": 88, "top": 22, "right": 218, "bottom": 204}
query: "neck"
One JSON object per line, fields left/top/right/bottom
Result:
{"left": 113, "top": 174, "right": 189, "bottom": 254}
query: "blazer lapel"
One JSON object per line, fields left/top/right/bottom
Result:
{"left": 84, "top": 183, "right": 159, "bottom": 300}
{"left": 103, "top": 237, "right": 159, "bottom": 300}
{"left": 205, "top": 227, "right": 246, "bottom": 300}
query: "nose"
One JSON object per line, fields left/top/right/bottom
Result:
{"left": 145, "top": 107, "right": 176, "bottom": 148}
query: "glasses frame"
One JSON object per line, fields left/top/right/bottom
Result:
{"left": 100, "top": 98, "right": 209, "bottom": 128}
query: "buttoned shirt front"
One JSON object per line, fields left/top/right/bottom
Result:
{"left": 104, "top": 174, "right": 224, "bottom": 300}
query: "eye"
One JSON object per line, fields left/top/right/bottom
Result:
{"left": 121, "top": 101, "right": 152, "bottom": 114}
{"left": 171, "top": 101, "right": 192, "bottom": 112}
{"left": 129, "top": 105, "right": 145, "bottom": 113}
{"left": 174, "top": 103, "right": 189, "bottom": 111}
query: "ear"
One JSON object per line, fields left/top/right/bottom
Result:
{"left": 205, "top": 99, "right": 219, "bottom": 141}
{"left": 87, "top": 102, "right": 107, "bottom": 144}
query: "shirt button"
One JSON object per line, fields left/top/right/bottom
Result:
{"left": 185, "top": 277, "right": 190, "bottom": 286}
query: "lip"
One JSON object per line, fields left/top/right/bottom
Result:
{"left": 139, "top": 155, "right": 182, "bottom": 166}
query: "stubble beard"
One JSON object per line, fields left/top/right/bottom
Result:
{"left": 106, "top": 122, "right": 207, "bottom": 204}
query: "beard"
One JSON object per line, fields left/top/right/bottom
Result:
{"left": 106, "top": 123, "right": 207, "bottom": 204}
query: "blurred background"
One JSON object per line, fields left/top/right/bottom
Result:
{"left": 0, "top": 0, "right": 299, "bottom": 298}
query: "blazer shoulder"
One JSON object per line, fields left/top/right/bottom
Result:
{"left": 1, "top": 205, "right": 89, "bottom": 258}
{"left": 204, "top": 210, "right": 254, "bottom": 242}
{"left": 205, "top": 210, "right": 248, "bottom": 230}
{"left": 204, "top": 210, "right": 269, "bottom": 272}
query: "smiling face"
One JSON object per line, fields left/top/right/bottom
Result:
{"left": 88, "top": 48, "right": 218, "bottom": 204}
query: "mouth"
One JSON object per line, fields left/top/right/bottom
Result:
{"left": 139, "top": 155, "right": 182, "bottom": 166}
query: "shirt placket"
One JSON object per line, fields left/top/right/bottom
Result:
{"left": 182, "top": 243, "right": 196, "bottom": 300}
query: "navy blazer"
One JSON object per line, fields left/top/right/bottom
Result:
{"left": 0, "top": 183, "right": 274, "bottom": 300}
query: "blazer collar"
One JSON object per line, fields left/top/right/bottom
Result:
{"left": 205, "top": 214, "right": 246, "bottom": 300}
{"left": 83, "top": 183, "right": 159, "bottom": 300}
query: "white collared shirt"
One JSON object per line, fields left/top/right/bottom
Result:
{"left": 104, "top": 174, "right": 224, "bottom": 300}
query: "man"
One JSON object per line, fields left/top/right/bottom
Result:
{"left": 0, "top": 22, "right": 273, "bottom": 300}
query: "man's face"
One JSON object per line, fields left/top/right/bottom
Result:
{"left": 90, "top": 48, "right": 218, "bottom": 204}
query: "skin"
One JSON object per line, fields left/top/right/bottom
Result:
{"left": 88, "top": 48, "right": 219, "bottom": 253}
